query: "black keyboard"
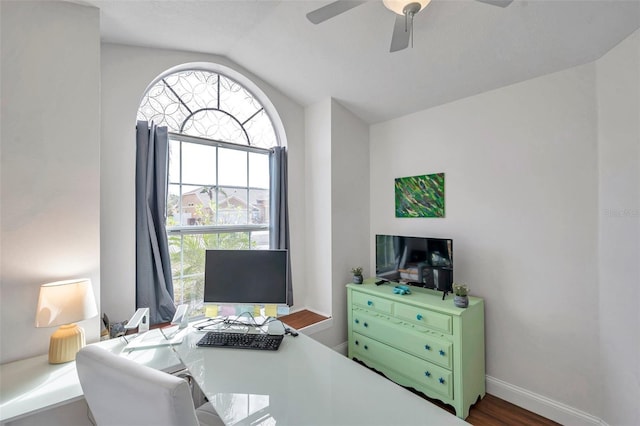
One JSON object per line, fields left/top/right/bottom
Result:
{"left": 196, "top": 331, "right": 283, "bottom": 351}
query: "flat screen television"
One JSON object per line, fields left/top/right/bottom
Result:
{"left": 204, "top": 249, "right": 288, "bottom": 305}
{"left": 375, "top": 234, "right": 453, "bottom": 294}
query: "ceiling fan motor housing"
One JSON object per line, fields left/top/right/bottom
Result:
{"left": 383, "top": 0, "right": 431, "bottom": 16}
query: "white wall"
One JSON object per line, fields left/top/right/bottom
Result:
{"left": 304, "top": 99, "right": 333, "bottom": 317}
{"left": 596, "top": 30, "right": 640, "bottom": 426}
{"left": 370, "top": 64, "right": 602, "bottom": 422}
{"left": 0, "top": 1, "right": 101, "bottom": 363}
{"left": 100, "top": 44, "right": 306, "bottom": 322}
{"left": 305, "top": 99, "right": 370, "bottom": 348}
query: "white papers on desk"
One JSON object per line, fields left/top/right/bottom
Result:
{"left": 123, "top": 327, "right": 186, "bottom": 351}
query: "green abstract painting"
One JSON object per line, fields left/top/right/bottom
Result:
{"left": 395, "top": 173, "right": 445, "bottom": 218}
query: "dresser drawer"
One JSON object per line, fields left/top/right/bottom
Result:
{"left": 352, "top": 291, "right": 393, "bottom": 315}
{"left": 352, "top": 333, "right": 453, "bottom": 400}
{"left": 351, "top": 309, "right": 452, "bottom": 369}
{"left": 351, "top": 308, "right": 399, "bottom": 341}
{"left": 395, "top": 303, "right": 452, "bottom": 334}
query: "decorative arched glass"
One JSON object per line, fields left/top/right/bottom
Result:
{"left": 137, "top": 70, "right": 278, "bottom": 148}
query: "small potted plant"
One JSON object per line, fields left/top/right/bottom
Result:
{"left": 452, "top": 283, "right": 469, "bottom": 308}
{"left": 351, "top": 267, "right": 363, "bottom": 284}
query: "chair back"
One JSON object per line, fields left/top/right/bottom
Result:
{"left": 76, "top": 345, "right": 200, "bottom": 426}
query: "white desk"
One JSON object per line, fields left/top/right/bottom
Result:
{"left": 1, "top": 326, "right": 467, "bottom": 425}
{"left": 174, "top": 327, "right": 467, "bottom": 425}
{"left": 0, "top": 334, "right": 183, "bottom": 424}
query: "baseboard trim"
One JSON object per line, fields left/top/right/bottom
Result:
{"left": 486, "top": 375, "right": 605, "bottom": 426}
{"left": 333, "top": 341, "right": 348, "bottom": 356}
{"left": 329, "top": 347, "right": 607, "bottom": 424}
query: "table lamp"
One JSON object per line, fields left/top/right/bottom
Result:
{"left": 35, "top": 278, "right": 98, "bottom": 364}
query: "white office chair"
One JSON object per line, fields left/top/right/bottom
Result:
{"left": 76, "top": 345, "right": 224, "bottom": 426}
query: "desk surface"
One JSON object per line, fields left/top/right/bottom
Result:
{"left": 1, "top": 325, "right": 466, "bottom": 425}
{"left": 0, "top": 333, "right": 183, "bottom": 423}
{"left": 174, "top": 327, "right": 466, "bottom": 426}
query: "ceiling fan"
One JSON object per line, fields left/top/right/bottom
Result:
{"left": 306, "top": 0, "right": 513, "bottom": 53}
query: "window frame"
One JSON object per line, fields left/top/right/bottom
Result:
{"left": 166, "top": 132, "right": 272, "bottom": 238}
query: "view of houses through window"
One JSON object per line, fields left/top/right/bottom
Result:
{"left": 137, "top": 69, "right": 279, "bottom": 315}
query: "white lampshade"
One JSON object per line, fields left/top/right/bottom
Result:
{"left": 383, "top": 0, "right": 431, "bottom": 15}
{"left": 35, "top": 278, "right": 98, "bottom": 363}
{"left": 36, "top": 278, "right": 98, "bottom": 327}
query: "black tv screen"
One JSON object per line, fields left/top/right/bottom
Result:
{"left": 375, "top": 234, "right": 453, "bottom": 293}
{"left": 204, "top": 249, "right": 288, "bottom": 304}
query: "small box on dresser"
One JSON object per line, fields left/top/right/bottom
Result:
{"left": 347, "top": 280, "right": 485, "bottom": 419}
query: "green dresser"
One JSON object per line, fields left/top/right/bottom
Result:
{"left": 347, "top": 280, "right": 485, "bottom": 419}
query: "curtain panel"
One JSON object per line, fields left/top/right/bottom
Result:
{"left": 135, "top": 121, "right": 176, "bottom": 324}
{"left": 270, "top": 146, "right": 293, "bottom": 306}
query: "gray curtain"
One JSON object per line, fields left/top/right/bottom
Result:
{"left": 136, "top": 121, "right": 176, "bottom": 324}
{"left": 269, "top": 146, "right": 293, "bottom": 306}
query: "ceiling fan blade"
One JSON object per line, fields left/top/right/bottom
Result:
{"left": 474, "top": 0, "right": 514, "bottom": 7}
{"left": 306, "top": 1, "right": 366, "bottom": 24}
{"left": 390, "top": 14, "right": 410, "bottom": 53}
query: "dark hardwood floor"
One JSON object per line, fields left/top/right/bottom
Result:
{"left": 421, "top": 392, "right": 559, "bottom": 425}
{"left": 281, "top": 310, "right": 559, "bottom": 425}
{"left": 279, "top": 309, "right": 329, "bottom": 329}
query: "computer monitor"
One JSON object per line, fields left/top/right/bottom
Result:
{"left": 204, "top": 249, "right": 288, "bottom": 305}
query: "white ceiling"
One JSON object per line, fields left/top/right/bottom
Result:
{"left": 84, "top": 0, "right": 639, "bottom": 123}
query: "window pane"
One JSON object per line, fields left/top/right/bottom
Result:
{"left": 182, "top": 110, "right": 247, "bottom": 144}
{"left": 168, "top": 139, "right": 181, "bottom": 184}
{"left": 169, "top": 233, "right": 207, "bottom": 316}
{"left": 173, "top": 235, "right": 206, "bottom": 281}
{"left": 204, "top": 232, "right": 253, "bottom": 249}
{"left": 219, "top": 75, "right": 262, "bottom": 124}
{"left": 183, "top": 277, "right": 204, "bottom": 307}
{"left": 168, "top": 184, "right": 181, "bottom": 226}
{"left": 168, "top": 234, "right": 183, "bottom": 276}
{"left": 165, "top": 71, "right": 218, "bottom": 113}
{"left": 181, "top": 185, "right": 214, "bottom": 226}
{"left": 219, "top": 148, "right": 247, "bottom": 186}
{"left": 182, "top": 142, "right": 216, "bottom": 185}
{"left": 137, "top": 81, "right": 190, "bottom": 132}
{"left": 251, "top": 230, "right": 270, "bottom": 250}
{"left": 173, "top": 277, "right": 185, "bottom": 304}
{"left": 216, "top": 232, "right": 253, "bottom": 249}
{"left": 245, "top": 109, "right": 277, "bottom": 148}
{"left": 249, "top": 189, "right": 269, "bottom": 225}
{"left": 218, "top": 186, "right": 248, "bottom": 225}
{"left": 249, "top": 152, "right": 269, "bottom": 189}
{"left": 173, "top": 277, "right": 205, "bottom": 317}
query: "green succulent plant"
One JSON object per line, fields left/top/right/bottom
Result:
{"left": 453, "top": 283, "right": 469, "bottom": 297}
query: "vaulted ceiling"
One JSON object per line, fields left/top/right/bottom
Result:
{"left": 84, "top": 0, "right": 639, "bottom": 123}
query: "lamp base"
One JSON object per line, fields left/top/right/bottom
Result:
{"left": 48, "top": 323, "right": 86, "bottom": 364}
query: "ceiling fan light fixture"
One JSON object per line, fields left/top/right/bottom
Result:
{"left": 383, "top": 0, "right": 431, "bottom": 16}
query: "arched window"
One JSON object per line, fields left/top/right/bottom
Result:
{"left": 137, "top": 69, "right": 281, "bottom": 315}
